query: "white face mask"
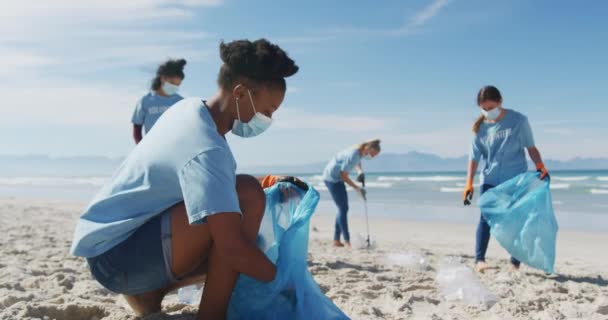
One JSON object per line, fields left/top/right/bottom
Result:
{"left": 162, "top": 82, "right": 179, "bottom": 96}
{"left": 481, "top": 107, "right": 501, "bottom": 121}
{"left": 231, "top": 90, "right": 273, "bottom": 138}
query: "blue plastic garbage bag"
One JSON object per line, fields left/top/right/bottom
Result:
{"left": 227, "top": 182, "right": 350, "bottom": 320}
{"left": 478, "top": 172, "right": 558, "bottom": 274}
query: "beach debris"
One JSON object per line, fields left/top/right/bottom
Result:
{"left": 177, "top": 284, "right": 202, "bottom": 305}
{"left": 351, "top": 233, "right": 377, "bottom": 250}
{"left": 385, "top": 252, "right": 429, "bottom": 272}
{"left": 436, "top": 257, "right": 498, "bottom": 308}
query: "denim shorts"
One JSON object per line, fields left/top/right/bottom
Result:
{"left": 87, "top": 210, "right": 178, "bottom": 295}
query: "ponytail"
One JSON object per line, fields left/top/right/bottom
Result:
{"left": 472, "top": 115, "right": 485, "bottom": 134}
{"left": 359, "top": 139, "right": 381, "bottom": 152}
{"left": 151, "top": 77, "right": 162, "bottom": 91}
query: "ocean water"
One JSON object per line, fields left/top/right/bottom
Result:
{"left": 1, "top": 171, "right": 607, "bottom": 231}
{"left": 302, "top": 170, "right": 608, "bottom": 232}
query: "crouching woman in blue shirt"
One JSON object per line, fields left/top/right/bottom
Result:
{"left": 71, "top": 39, "right": 298, "bottom": 319}
{"left": 463, "top": 85, "right": 549, "bottom": 273}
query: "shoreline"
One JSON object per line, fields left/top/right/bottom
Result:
{"left": 310, "top": 214, "right": 608, "bottom": 275}
{"left": 4, "top": 193, "right": 607, "bottom": 233}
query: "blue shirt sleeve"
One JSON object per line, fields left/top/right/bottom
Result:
{"left": 131, "top": 97, "right": 146, "bottom": 125}
{"left": 178, "top": 148, "right": 241, "bottom": 225}
{"left": 340, "top": 149, "right": 359, "bottom": 172}
{"left": 469, "top": 135, "right": 482, "bottom": 162}
{"left": 519, "top": 116, "right": 535, "bottom": 148}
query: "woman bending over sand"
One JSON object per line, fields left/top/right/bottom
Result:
{"left": 322, "top": 140, "right": 381, "bottom": 248}
{"left": 71, "top": 39, "right": 299, "bottom": 319}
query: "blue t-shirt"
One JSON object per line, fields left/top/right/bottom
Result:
{"left": 322, "top": 147, "right": 361, "bottom": 183}
{"left": 72, "top": 98, "right": 241, "bottom": 258}
{"left": 469, "top": 109, "right": 535, "bottom": 186}
{"left": 132, "top": 91, "right": 184, "bottom": 133}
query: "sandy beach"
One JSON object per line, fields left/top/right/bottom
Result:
{"left": 1, "top": 197, "right": 607, "bottom": 320}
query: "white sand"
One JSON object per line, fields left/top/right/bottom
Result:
{"left": 1, "top": 198, "right": 607, "bottom": 320}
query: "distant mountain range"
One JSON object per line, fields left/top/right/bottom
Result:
{"left": 242, "top": 151, "right": 608, "bottom": 174}
{"left": 1, "top": 152, "right": 607, "bottom": 176}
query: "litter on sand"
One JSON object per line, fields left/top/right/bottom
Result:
{"left": 436, "top": 257, "right": 498, "bottom": 308}
{"left": 384, "top": 252, "right": 429, "bottom": 272}
{"left": 177, "top": 284, "right": 202, "bottom": 305}
{"left": 351, "top": 233, "right": 377, "bottom": 250}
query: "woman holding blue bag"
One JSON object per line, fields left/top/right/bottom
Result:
{"left": 71, "top": 39, "right": 299, "bottom": 319}
{"left": 463, "top": 85, "right": 549, "bottom": 273}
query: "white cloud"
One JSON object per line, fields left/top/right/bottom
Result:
{"left": 0, "top": 0, "right": 220, "bottom": 76}
{"left": 0, "top": 50, "right": 56, "bottom": 76}
{"left": 74, "top": 45, "right": 212, "bottom": 71}
{"left": 274, "top": 109, "right": 396, "bottom": 132}
{"left": 180, "top": 0, "right": 224, "bottom": 6}
{"left": 0, "top": 83, "right": 139, "bottom": 126}
{"left": 0, "top": 0, "right": 222, "bottom": 158}
{"left": 411, "top": 0, "right": 451, "bottom": 27}
{"left": 0, "top": 0, "right": 222, "bottom": 23}
{"left": 282, "top": 0, "right": 453, "bottom": 40}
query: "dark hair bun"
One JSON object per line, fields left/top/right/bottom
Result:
{"left": 151, "top": 58, "right": 187, "bottom": 90}
{"left": 173, "top": 58, "right": 187, "bottom": 68}
{"left": 158, "top": 58, "right": 187, "bottom": 75}
{"left": 220, "top": 39, "right": 298, "bottom": 80}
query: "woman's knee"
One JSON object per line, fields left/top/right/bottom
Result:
{"left": 338, "top": 203, "right": 349, "bottom": 214}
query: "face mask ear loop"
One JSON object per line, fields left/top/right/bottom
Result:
{"left": 247, "top": 90, "right": 258, "bottom": 114}
{"left": 235, "top": 97, "right": 241, "bottom": 121}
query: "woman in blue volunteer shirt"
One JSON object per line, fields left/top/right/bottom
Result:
{"left": 71, "top": 39, "right": 298, "bottom": 319}
{"left": 323, "top": 140, "right": 381, "bottom": 248}
{"left": 132, "top": 59, "right": 187, "bottom": 144}
{"left": 463, "top": 85, "right": 549, "bottom": 273}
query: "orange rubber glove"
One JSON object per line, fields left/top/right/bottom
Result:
{"left": 463, "top": 179, "right": 474, "bottom": 206}
{"left": 261, "top": 175, "right": 280, "bottom": 188}
{"left": 261, "top": 175, "right": 309, "bottom": 191}
{"left": 536, "top": 163, "right": 549, "bottom": 180}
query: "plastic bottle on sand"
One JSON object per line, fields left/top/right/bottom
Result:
{"left": 178, "top": 285, "right": 202, "bottom": 305}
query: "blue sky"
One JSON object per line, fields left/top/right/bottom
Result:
{"left": 1, "top": 0, "right": 607, "bottom": 167}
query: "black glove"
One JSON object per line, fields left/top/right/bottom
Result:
{"left": 537, "top": 169, "right": 551, "bottom": 181}
{"left": 463, "top": 190, "right": 473, "bottom": 206}
{"left": 356, "top": 173, "right": 365, "bottom": 187}
{"left": 359, "top": 188, "right": 367, "bottom": 201}
{"left": 277, "top": 176, "right": 309, "bottom": 191}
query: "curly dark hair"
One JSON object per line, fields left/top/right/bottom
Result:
{"left": 217, "top": 39, "right": 298, "bottom": 91}
{"left": 151, "top": 58, "right": 187, "bottom": 90}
